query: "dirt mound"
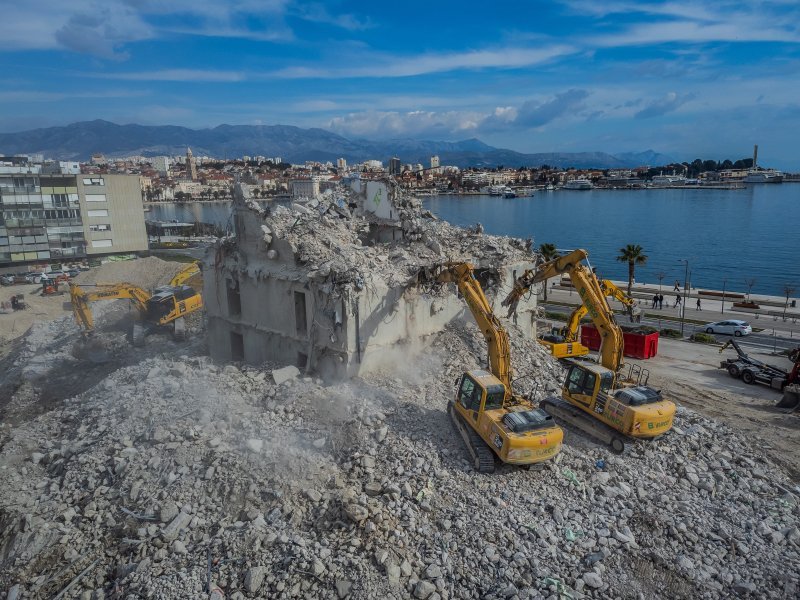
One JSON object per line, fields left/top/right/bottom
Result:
{"left": 74, "top": 257, "right": 189, "bottom": 290}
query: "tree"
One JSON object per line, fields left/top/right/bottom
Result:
{"left": 744, "top": 278, "right": 757, "bottom": 301}
{"left": 616, "top": 244, "right": 648, "bottom": 296}
{"left": 784, "top": 284, "right": 796, "bottom": 319}
{"left": 538, "top": 243, "right": 559, "bottom": 301}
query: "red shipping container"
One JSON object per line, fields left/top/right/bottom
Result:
{"left": 580, "top": 325, "right": 659, "bottom": 359}
{"left": 580, "top": 324, "right": 601, "bottom": 351}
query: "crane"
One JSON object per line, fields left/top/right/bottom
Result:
{"left": 69, "top": 281, "right": 202, "bottom": 346}
{"left": 502, "top": 249, "right": 675, "bottom": 453}
{"left": 539, "top": 279, "right": 635, "bottom": 359}
{"left": 434, "top": 262, "right": 563, "bottom": 472}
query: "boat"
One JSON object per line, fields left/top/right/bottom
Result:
{"left": 488, "top": 185, "right": 506, "bottom": 196}
{"left": 651, "top": 175, "right": 686, "bottom": 187}
{"left": 744, "top": 143, "right": 783, "bottom": 183}
{"left": 503, "top": 186, "right": 516, "bottom": 198}
{"left": 744, "top": 169, "right": 783, "bottom": 183}
{"left": 545, "top": 184, "right": 555, "bottom": 191}
{"left": 563, "top": 179, "right": 593, "bottom": 190}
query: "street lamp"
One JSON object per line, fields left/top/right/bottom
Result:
{"left": 678, "top": 259, "right": 689, "bottom": 336}
{"left": 721, "top": 277, "right": 727, "bottom": 314}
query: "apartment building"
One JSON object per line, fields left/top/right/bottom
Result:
{"left": 0, "top": 156, "right": 147, "bottom": 267}
{"left": 77, "top": 173, "right": 148, "bottom": 255}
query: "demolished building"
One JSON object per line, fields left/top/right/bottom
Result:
{"left": 204, "top": 177, "right": 540, "bottom": 378}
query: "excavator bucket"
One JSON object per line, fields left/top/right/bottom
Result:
{"left": 71, "top": 336, "right": 112, "bottom": 364}
{"left": 776, "top": 384, "right": 800, "bottom": 413}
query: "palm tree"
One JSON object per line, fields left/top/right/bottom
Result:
{"left": 538, "top": 243, "right": 559, "bottom": 301}
{"left": 616, "top": 244, "right": 648, "bottom": 296}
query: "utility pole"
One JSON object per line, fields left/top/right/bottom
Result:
{"left": 679, "top": 259, "right": 689, "bottom": 336}
{"left": 721, "top": 278, "right": 727, "bottom": 314}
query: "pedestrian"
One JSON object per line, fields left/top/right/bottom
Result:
{"left": 652, "top": 294, "right": 658, "bottom": 309}
{"left": 696, "top": 297, "right": 701, "bottom": 310}
{"left": 658, "top": 293, "right": 664, "bottom": 309}
{"left": 674, "top": 294, "right": 682, "bottom": 308}
{"left": 674, "top": 280, "right": 680, "bottom": 292}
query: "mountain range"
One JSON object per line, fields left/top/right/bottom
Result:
{"left": 0, "top": 120, "right": 675, "bottom": 169}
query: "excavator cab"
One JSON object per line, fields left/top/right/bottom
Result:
{"left": 450, "top": 369, "right": 563, "bottom": 472}
{"left": 559, "top": 361, "right": 675, "bottom": 444}
{"left": 145, "top": 285, "right": 202, "bottom": 325}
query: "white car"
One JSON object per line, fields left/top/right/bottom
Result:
{"left": 703, "top": 320, "right": 752, "bottom": 337}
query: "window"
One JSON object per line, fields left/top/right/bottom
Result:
{"left": 458, "top": 376, "right": 476, "bottom": 409}
{"left": 230, "top": 332, "right": 244, "bottom": 361}
{"left": 294, "top": 291, "right": 307, "bottom": 336}
{"left": 91, "top": 239, "right": 113, "bottom": 248}
{"left": 566, "top": 366, "right": 597, "bottom": 397}
{"left": 89, "top": 224, "right": 111, "bottom": 232}
{"left": 484, "top": 385, "right": 505, "bottom": 410}
{"left": 226, "top": 278, "right": 241, "bottom": 317}
{"left": 82, "top": 177, "right": 105, "bottom": 186}
{"left": 87, "top": 209, "right": 108, "bottom": 217}
{"left": 85, "top": 194, "right": 107, "bottom": 202}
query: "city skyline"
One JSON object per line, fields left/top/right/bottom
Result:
{"left": 2, "top": 1, "right": 800, "bottom": 169}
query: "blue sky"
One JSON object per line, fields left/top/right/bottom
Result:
{"left": 2, "top": 0, "right": 800, "bottom": 167}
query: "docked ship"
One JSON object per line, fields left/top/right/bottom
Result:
{"left": 563, "top": 179, "right": 593, "bottom": 190}
{"left": 651, "top": 174, "right": 686, "bottom": 186}
{"left": 488, "top": 185, "right": 517, "bottom": 197}
{"left": 744, "top": 169, "right": 783, "bottom": 183}
{"left": 744, "top": 144, "right": 783, "bottom": 183}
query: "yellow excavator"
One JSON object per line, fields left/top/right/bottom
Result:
{"left": 434, "top": 262, "right": 564, "bottom": 472}
{"left": 502, "top": 249, "right": 675, "bottom": 453}
{"left": 539, "top": 279, "right": 635, "bottom": 359}
{"left": 69, "top": 262, "right": 203, "bottom": 346}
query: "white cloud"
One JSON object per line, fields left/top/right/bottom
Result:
{"left": 327, "top": 90, "right": 592, "bottom": 138}
{"left": 328, "top": 110, "right": 485, "bottom": 138}
{"left": 264, "top": 45, "right": 576, "bottom": 79}
{"left": 99, "top": 69, "right": 247, "bottom": 82}
{"left": 634, "top": 92, "right": 695, "bottom": 118}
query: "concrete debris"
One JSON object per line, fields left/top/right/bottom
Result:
{"left": 273, "top": 364, "right": 301, "bottom": 385}
{"left": 0, "top": 313, "right": 798, "bottom": 599}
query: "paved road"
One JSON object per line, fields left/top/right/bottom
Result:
{"left": 540, "top": 301, "right": 799, "bottom": 353}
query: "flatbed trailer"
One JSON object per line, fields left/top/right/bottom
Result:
{"left": 720, "top": 339, "right": 799, "bottom": 391}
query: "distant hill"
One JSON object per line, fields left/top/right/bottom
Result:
{"left": 0, "top": 120, "right": 674, "bottom": 169}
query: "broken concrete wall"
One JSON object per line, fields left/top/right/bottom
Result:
{"left": 204, "top": 181, "right": 539, "bottom": 378}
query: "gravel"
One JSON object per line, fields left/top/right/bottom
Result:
{"left": 0, "top": 313, "right": 798, "bottom": 599}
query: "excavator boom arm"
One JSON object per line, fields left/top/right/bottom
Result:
{"left": 503, "top": 249, "right": 625, "bottom": 372}
{"left": 169, "top": 261, "right": 201, "bottom": 287}
{"left": 69, "top": 283, "right": 152, "bottom": 333}
{"left": 437, "top": 263, "right": 512, "bottom": 396}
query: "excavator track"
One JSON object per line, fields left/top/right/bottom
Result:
{"left": 132, "top": 323, "right": 146, "bottom": 347}
{"left": 172, "top": 317, "right": 186, "bottom": 341}
{"left": 448, "top": 401, "right": 496, "bottom": 473}
{"left": 541, "top": 397, "right": 626, "bottom": 454}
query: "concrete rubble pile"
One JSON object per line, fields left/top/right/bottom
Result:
{"left": 1, "top": 318, "right": 798, "bottom": 599}
{"left": 259, "top": 192, "right": 531, "bottom": 290}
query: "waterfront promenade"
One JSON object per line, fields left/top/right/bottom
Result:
{"left": 543, "top": 279, "right": 799, "bottom": 352}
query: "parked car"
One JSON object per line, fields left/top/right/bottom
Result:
{"left": 24, "top": 272, "right": 43, "bottom": 284}
{"left": 0, "top": 275, "right": 13, "bottom": 286}
{"left": 66, "top": 269, "right": 80, "bottom": 278}
{"left": 703, "top": 320, "right": 752, "bottom": 337}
